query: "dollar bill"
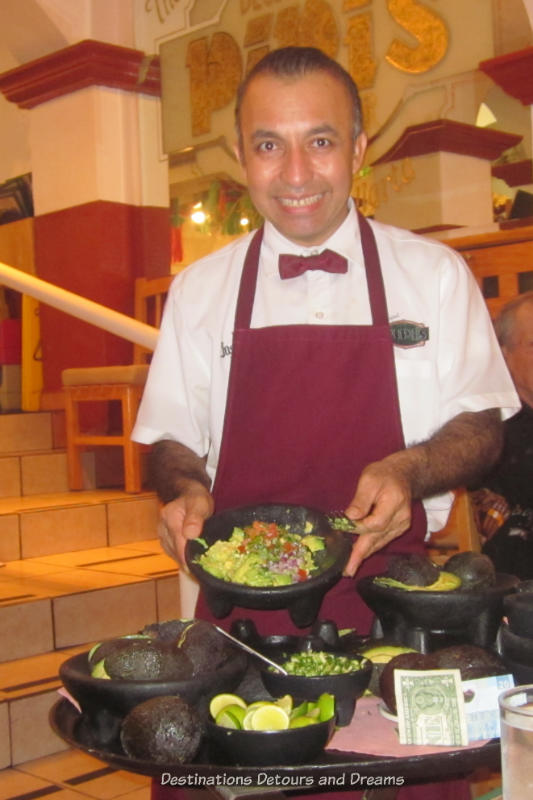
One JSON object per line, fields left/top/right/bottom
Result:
{"left": 394, "top": 668, "right": 469, "bottom": 746}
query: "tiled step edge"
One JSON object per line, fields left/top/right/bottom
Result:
{"left": 0, "top": 491, "right": 160, "bottom": 561}
{"left": 0, "top": 562, "right": 180, "bottom": 661}
{"left": 0, "top": 450, "right": 70, "bottom": 498}
{"left": 0, "top": 412, "right": 56, "bottom": 456}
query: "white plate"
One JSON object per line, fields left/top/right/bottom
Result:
{"left": 378, "top": 701, "right": 398, "bottom": 723}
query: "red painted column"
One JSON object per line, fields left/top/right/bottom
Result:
{"left": 0, "top": 41, "right": 171, "bottom": 401}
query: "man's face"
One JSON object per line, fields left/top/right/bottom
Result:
{"left": 236, "top": 70, "right": 367, "bottom": 247}
{"left": 503, "top": 302, "right": 533, "bottom": 407}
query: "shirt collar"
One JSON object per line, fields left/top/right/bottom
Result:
{"left": 260, "top": 199, "right": 363, "bottom": 277}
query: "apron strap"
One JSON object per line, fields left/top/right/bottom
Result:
{"left": 234, "top": 227, "right": 263, "bottom": 330}
{"left": 357, "top": 210, "right": 389, "bottom": 327}
{"left": 234, "top": 212, "right": 390, "bottom": 330}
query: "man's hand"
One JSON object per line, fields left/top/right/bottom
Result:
{"left": 341, "top": 409, "right": 503, "bottom": 578}
{"left": 343, "top": 460, "right": 413, "bottom": 577}
{"left": 159, "top": 480, "right": 214, "bottom": 566}
{"left": 149, "top": 440, "right": 213, "bottom": 565}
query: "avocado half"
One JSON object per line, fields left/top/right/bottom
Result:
{"left": 374, "top": 571, "right": 461, "bottom": 592}
{"left": 358, "top": 643, "right": 418, "bottom": 696}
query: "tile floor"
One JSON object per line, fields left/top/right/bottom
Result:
{"left": 1, "top": 749, "right": 151, "bottom": 799}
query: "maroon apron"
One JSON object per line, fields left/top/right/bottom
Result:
{"left": 195, "top": 212, "right": 427, "bottom": 636}
{"left": 154, "top": 215, "right": 470, "bottom": 800}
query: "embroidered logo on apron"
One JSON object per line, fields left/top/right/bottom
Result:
{"left": 390, "top": 320, "right": 429, "bottom": 348}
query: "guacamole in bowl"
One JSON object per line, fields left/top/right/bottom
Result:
{"left": 194, "top": 519, "right": 326, "bottom": 587}
{"left": 185, "top": 504, "right": 352, "bottom": 628}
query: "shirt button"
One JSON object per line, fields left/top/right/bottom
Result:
{"left": 315, "top": 311, "right": 325, "bottom": 319}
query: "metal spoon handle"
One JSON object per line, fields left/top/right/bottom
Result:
{"left": 214, "top": 625, "right": 288, "bottom": 675}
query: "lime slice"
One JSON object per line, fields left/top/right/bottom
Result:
{"left": 209, "top": 693, "right": 247, "bottom": 720}
{"left": 223, "top": 704, "right": 247, "bottom": 727}
{"left": 250, "top": 704, "right": 290, "bottom": 731}
{"left": 289, "top": 715, "right": 319, "bottom": 728}
{"left": 216, "top": 708, "right": 242, "bottom": 729}
{"left": 276, "top": 694, "right": 293, "bottom": 715}
{"left": 290, "top": 701, "right": 308, "bottom": 720}
{"left": 304, "top": 702, "right": 320, "bottom": 719}
{"left": 317, "top": 692, "right": 336, "bottom": 722}
{"left": 246, "top": 700, "right": 272, "bottom": 711}
{"left": 243, "top": 708, "right": 258, "bottom": 730}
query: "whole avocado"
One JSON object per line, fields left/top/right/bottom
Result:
{"left": 379, "top": 652, "right": 429, "bottom": 714}
{"left": 385, "top": 553, "right": 441, "bottom": 587}
{"left": 120, "top": 695, "right": 203, "bottom": 763}
{"left": 141, "top": 619, "right": 193, "bottom": 642}
{"left": 103, "top": 639, "right": 193, "bottom": 681}
{"left": 178, "top": 620, "right": 233, "bottom": 675}
{"left": 88, "top": 635, "right": 149, "bottom": 669}
{"left": 379, "top": 644, "right": 507, "bottom": 714}
{"left": 444, "top": 552, "right": 496, "bottom": 589}
{"left": 428, "top": 644, "right": 506, "bottom": 679}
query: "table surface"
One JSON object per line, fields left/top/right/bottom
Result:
{"left": 50, "top": 698, "right": 502, "bottom": 790}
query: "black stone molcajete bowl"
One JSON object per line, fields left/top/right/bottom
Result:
{"left": 185, "top": 504, "right": 352, "bottom": 628}
{"left": 259, "top": 653, "right": 371, "bottom": 727}
{"left": 504, "top": 591, "right": 533, "bottom": 638}
{"left": 501, "top": 654, "right": 533, "bottom": 686}
{"left": 206, "top": 717, "right": 335, "bottom": 766}
{"left": 357, "top": 572, "right": 519, "bottom": 653}
{"left": 59, "top": 648, "right": 247, "bottom": 742}
{"left": 500, "top": 621, "right": 533, "bottom": 665}
{"left": 231, "top": 619, "right": 371, "bottom": 727}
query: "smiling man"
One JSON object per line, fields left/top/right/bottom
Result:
{"left": 135, "top": 44, "right": 517, "bottom": 584}
{"left": 133, "top": 45, "right": 519, "bottom": 800}
{"left": 236, "top": 67, "right": 367, "bottom": 246}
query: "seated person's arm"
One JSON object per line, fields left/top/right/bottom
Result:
{"left": 343, "top": 408, "right": 504, "bottom": 576}
{"left": 470, "top": 487, "right": 511, "bottom": 542}
{"left": 150, "top": 440, "right": 214, "bottom": 565}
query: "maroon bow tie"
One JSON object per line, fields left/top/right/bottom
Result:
{"left": 278, "top": 249, "right": 348, "bottom": 279}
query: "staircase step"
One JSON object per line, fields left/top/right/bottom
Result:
{"left": 0, "top": 541, "right": 181, "bottom": 766}
{"left": 0, "top": 540, "right": 180, "bottom": 659}
{"left": 0, "top": 412, "right": 54, "bottom": 455}
{"left": 0, "top": 450, "right": 70, "bottom": 498}
{"left": 0, "top": 489, "right": 160, "bottom": 561}
{"left": 0, "top": 411, "right": 181, "bottom": 771}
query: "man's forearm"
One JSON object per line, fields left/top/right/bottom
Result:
{"left": 381, "top": 408, "right": 504, "bottom": 499}
{"left": 150, "top": 440, "right": 211, "bottom": 504}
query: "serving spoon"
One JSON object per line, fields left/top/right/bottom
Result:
{"left": 214, "top": 625, "right": 288, "bottom": 675}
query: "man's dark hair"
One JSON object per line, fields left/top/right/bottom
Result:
{"left": 235, "top": 46, "right": 364, "bottom": 142}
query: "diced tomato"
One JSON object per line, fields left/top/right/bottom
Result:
{"left": 298, "top": 569, "right": 308, "bottom": 581}
{"left": 283, "top": 541, "right": 294, "bottom": 553}
{"left": 246, "top": 520, "right": 281, "bottom": 539}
